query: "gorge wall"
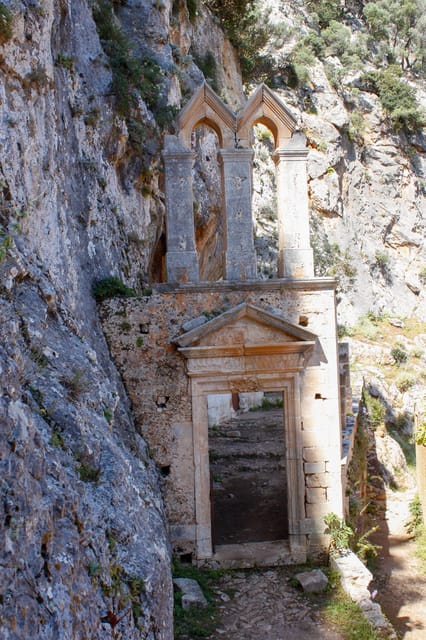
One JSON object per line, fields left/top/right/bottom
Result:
{"left": 0, "top": 0, "right": 425, "bottom": 637}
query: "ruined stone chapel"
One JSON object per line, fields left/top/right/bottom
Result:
{"left": 102, "top": 83, "right": 348, "bottom": 566}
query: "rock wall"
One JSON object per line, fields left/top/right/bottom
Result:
{"left": 0, "top": 0, "right": 245, "bottom": 635}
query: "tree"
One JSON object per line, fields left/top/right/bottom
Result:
{"left": 363, "top": 0, "right": 426, "bottom": 71}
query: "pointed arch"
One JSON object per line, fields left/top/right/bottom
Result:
{"left": 177, "top": 82, "right": 237, "bottom": 149}
{"left": 237, "top": 83, "right": 297, "bottom": 149}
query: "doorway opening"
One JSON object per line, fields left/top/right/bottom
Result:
{"left": 252, "top": 124, "right": 278, "bottom": 279}
{"left": 207, "top": 391, "right": 288, "bottom": 547}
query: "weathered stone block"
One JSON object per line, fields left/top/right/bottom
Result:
{"left": 306, "top": 487, "right": 326, "bottom": 503}
{"left": 295, "top": 568, "right": 328, "bottom": 593}
{"left": 304, "top": 462, "right": 325, "bottom": 474}
{"left": 306, "top": 472, "right": 328, "bottom": 488}
{"left": 173, "top": 578, "right": 207, "bottom": 609}
{"left": 305, "top": 502, "right": 331, "bottom": 519}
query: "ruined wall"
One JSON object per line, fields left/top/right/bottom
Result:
{"left": 101, "top": 280, "right": 342, "bottom": 559}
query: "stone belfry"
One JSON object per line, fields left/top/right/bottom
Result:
{"left": 103, "top": 83, "right": 345, "bottom": 567}
{"left": 163, "top": 83, "right": 314, "bottom": 283}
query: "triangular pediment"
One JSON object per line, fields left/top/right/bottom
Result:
{"left": 176, "top": 303, "right": 317, "bottom": 356}
{"left": 177, "top": 82, "right": 236, "bottom": 148}
{"left": 237, "top": 84, "right": 297, "bottom": 148}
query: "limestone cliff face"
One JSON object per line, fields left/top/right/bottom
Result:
{"left": 0, "top": 0, "right": 424, "bottom": 635}
{"left": 0, "top": 0, "right": 245, "bottom": 636}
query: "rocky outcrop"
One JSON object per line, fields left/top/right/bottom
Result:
{"left": 0, "top": 0, "right": 179, "bottom": 636}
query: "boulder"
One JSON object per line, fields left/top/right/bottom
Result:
{"left": 174, "top": 578, "right": 208, "bottom": 610}
{"left": 294, "top": 568, "right": 328, "bottom": 593}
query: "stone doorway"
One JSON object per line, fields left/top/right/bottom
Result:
{"left": 208, "top": 392, "right": 288, "bottom": 547}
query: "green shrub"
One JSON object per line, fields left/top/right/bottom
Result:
{"left": 363, "top": 390, "right": 385, "bottom": 428}
{"left": 307, "top": 0, "right": 342, "bottom": 29}
{"left": 77, "top": 463, "right": 101, "bottom": 483}
{"left": 324, "top": 513, "right": 353, "bottom": 551}
{"left": 0, "top": 3, "right": 13, "bottom": 45}
{"left": 390, "top": 345, "right": 408, "bottom": 365}
{"left": 321, "top": 20, "right": 351, "bottom": 57}
{"left": 92, "top": 276, "right": 135, "bottom": 301}
{"left": 347, "top": 111, "right": 367, "bottom": 144}
{"left": 192, "top": 50, "right": 219, "bottom": 92}
{"left": 395, "top": 372, "right": 416, "bottom": 393}
{"left": 186, "top": 0, "right": 198, "bottom": 21}
{"left": 205, "top": 0, "right": 274, "bottom": 82}
{"left": 92, "top": 1, "right": 165, "bottom": 115}
{"left": 55, "top": 54, "right": 74, "bottom": 71}
{"left": 415, "top": 422, "right": 426, "bottom": 446}
{"left": 419, "top": 266, "right": 426, "bottom": 284}
{"left": 363, "top": 66, "right": 424, "bottom": 131}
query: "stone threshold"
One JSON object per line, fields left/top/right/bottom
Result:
{"left": 199, "top": 539, "right": 306, "bottom": 569}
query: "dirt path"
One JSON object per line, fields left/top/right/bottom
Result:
{"left": 208, "top": 568, "right": 344, "bottom": 640}
{"left": 371, "top": 488, "right": 426, "bottom": 639}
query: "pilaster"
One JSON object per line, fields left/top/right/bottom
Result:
{"left": 219, "top": 149, "right": 257, "bottom": 280}
{"left": 273, "top": 140, "right": 314, "bottom": 279}
{"left": 163, "top": 148, "right": 199, "bottom": 282}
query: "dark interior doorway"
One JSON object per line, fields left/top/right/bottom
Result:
{"left": 208, "top": 392, "right": 288, "bottom": 547}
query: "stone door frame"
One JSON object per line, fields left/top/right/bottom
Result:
{"left": 186, "top": 367, "right": 308, "bottom": 564}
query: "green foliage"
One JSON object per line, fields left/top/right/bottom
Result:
{"left": 173, "top": 559, "right": 226, "bottom": 639}
{"left": 62, "top": 369, "right": 88, "bottom": 400}
{"left": 395, "top": 372, "right": 416, "bottom": 392}
{"left": 354, "top": 526, "right": 380, "bottom": 565}
{"left": 312, "top": 237, "right": 357, "bottom": 283}
{"left": 92, "top": 0, "right": 167, "bottom": 118}
{"left": 363, "top": 65, "right": 424, "bottom": 130}
{"left": 205, "top": 0, "right": 273, "bottom": 82}
{"left": 324, "top": 513, "right": 354, "bottom": 551}
{"left": 249, "top": 395, "right": 283, "bottom": 410}
{"left": 192, "top": 51, "right": 219, "bottom": 92}
{"left": 50, "top": 428, "right": 65, "bottom": 449}
{"left": 406, "top": 494, "right": 423, "bottom": 535}
{"left": 77, "top": 463, "right": 101, "bottom": 483}
{"left": 322, "top": 589, "right": 383, "bottom": 639}
{"left": 406, "top": 496, "right": 426, "bottom": 572}
{"left": 136, "top": 336, "right": 144, "bottom": 347}
{"left": 322, "top": 20, "right": 352, "bottom": 57}
{"left": 415, "top": 421, "right": 426, "bottom": 446}
{"left": 390, "top": 345, "right": 408, "bottom": 364}
{"left": 186, "top": 0, "right": 198, "bottom": 21}
{"left": 347, "top": 111, "right": 367, "bottom": 144}
{"left": 363, "top": 390, "right": 386, "bottom": 428}
{"left": 363, "top": 0, "right": 426, "bottom": 72}
{"left": 419, "top": 266, "right": 426, "bottom": 284}
{"left": 0, "top": 3, "right": 13, "bottom": 45}
{"left": 92, "top": 276, "right": 135, "bottom": 301}
{"left": 55, "top": 54, "right": 74, "bottom": 71}
{"left": 307, "top": 0, "right": 343, "bottom": 29}
{"left": 374, "top": 249, "right": 390, "bottom": 268}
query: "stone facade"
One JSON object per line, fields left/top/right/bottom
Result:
{"left": 102, "top": 84, "right": 345, "bottom": 566}
{"left": 101, "top": 279, "right": 344, "bottom": 564}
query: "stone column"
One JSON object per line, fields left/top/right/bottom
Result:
{"left": 274, "top": 134, "right": 314, "bottom": 279}
{"left": 219, "top": 149, "right": 257, "bottom": 281}
{"left": 163, "top": 142, "right": 198, "bottom": 282}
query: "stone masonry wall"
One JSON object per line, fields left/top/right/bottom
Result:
{"left": 101, "top": 279, "right": 343, "bottom": 558}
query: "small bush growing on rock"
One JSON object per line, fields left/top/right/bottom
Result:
{"left": 395, "top": 372, "right": 416, "bottom": 393}
{"left": 0, "top": 3, "right": 13, "bottom": 45}
{"left": 92, "top": 276, "right": 135, "bottom": 301}
{"left": 362, "top": 66, "right": 425, "bottom": 131}
{"left": 324, "top": 513, "right": 353, "bottom": 551}
{"left": 77, "top": 463, "right": 101, "bottom": 483}
{"left": 391, "top": 345, "right": 408, "bottom": 365}
{"left": 363, "top": 390, "right": 386, "bottom": 428}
